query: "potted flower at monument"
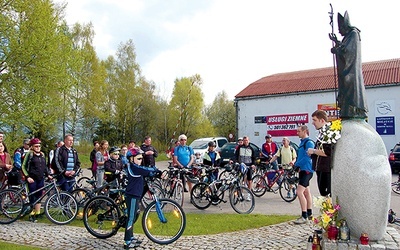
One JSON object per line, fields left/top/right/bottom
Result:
{"left": 313, "top": 196, "right": 341, "bottom": 240}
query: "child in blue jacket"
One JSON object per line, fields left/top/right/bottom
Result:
{"left": 123, "top": 148, "right": 159, "bottom": 249}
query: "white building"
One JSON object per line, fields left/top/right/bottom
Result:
{"left": 234, "top": 58, "right": 400, "bottom": 154}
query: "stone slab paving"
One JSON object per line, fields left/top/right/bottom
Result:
{"left": 0, "top": 220, "right": 399, "bottom": 249}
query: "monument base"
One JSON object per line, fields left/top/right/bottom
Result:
{"left": 332, "top": 119, "right": 392, "bottom": 241}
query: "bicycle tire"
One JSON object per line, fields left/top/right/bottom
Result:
{"left": 71, "top": 188, "right": 91, "bottom": 219}
{"left": 279, "top": 179, "right": 297, "bottom": 203}
{"left": 142, "top": 198, "right": 186, "bottom": 245}
{"left": 392, "top": 182, "right": 400, "bottom": 195}
{"left": 251, "top": 174, "right": 267, "bottom": 197}
{"left": 0, "top": 189, "right": 24, "bottom": 224}
{"left": 141, "top": 183, "right": 164, "bottom": 209}
{"left": 83, "top": 195, "right": 121, "bottom": 239}
{"left": 77, "top": 177, "right": 94, "bottom": 189}
{"left": 45, "top": 191, "right": 78, "bottom": 225}
{"left": 229, "top": 186, "right": 255, "bottom": 214}
{"left": 190, "top": 182, "right": 212, "bottom": 210}
{"left": 173, "top": 181, "right": 184, "bottom": 207}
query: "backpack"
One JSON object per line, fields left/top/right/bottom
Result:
{"left": 7, "top": 168, "right": 22, "bottom": 186}
{"left": 279, "top": 146, "right": 295, "bottom": 157}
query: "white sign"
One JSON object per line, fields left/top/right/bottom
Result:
{"left": 375, "top": 100, "right": 395, "bottom": 116}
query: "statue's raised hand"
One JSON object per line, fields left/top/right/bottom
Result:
{"left": 329, "top": 33, "right": 339, "bottom": 43}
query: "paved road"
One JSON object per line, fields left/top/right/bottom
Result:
{"left": 1, "top": 163, "right": 399, "bottom": 249}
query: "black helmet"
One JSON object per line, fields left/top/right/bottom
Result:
{"left": 208, "top": 141, "right": 216, "bottom": 147}
{"left": 109, "top": 146, "right": 121, "bottom": 154}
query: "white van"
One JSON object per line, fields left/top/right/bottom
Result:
{"left": 189, "top": 137, "right": 229, "bottom": 158}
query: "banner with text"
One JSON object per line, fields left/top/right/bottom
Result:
{"left": 266, "top": 113, "right": 308, "bottom": 136}
{"left": 317, "top": 103, "right": 339, "bottom": 121}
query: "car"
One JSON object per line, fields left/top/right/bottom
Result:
{"left": 389, "top": 142, "right": 400, "bottom": 173}
{"left": 219, "top": 141, "right": 299, "bottom": 167}
{"left": 219, "top": 142, "right": 261, "bottom": 167}
{"left": 189, "top": 137, "right": 229, "bottom": 158}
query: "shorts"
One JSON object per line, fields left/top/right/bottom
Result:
{"left": 298, "top": 170, "right": 313, "bottom": 188}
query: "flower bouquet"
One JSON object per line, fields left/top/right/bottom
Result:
{"left": 317, "top": 119, "right": 342, "bottom": 144}
{"left": 313, "top": 196, "right": 341, "bottom": 230}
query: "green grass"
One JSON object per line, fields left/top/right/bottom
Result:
{"left": 0, "top": 241, "right": 42, "bottom": 250}
{"left": 31, "top": 212, "right": 296, "bottom": 235}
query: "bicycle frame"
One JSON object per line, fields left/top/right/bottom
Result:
{"left": 17, "top": 178, "right": 61, "bottom": 215}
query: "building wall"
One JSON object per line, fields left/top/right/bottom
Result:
{"left": 236, "top": 85, "right": 399, "bottom": 154}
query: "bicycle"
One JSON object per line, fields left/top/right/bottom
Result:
{"left": 391, "top": 175, "right": 400, "bottom": 195}
{"left": 190, "top": 163, "right": 255, "bottom": 214}
{"left": 251, "top": 164, "right": 298, "bottom": 202}
{"left": 71, "top": 172, "right": 127, "bottom": 219}
{"left": 0, "top": 174, "right": 78, "bottom": 225}
{"left": 82, "top": 176, "right": 186, "bottom": 245}
{"left": 159, "top": 163, "right": 186, "bottom": 207}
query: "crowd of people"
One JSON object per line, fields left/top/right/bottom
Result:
{"left": 0, "top": 108, "right": 334, "bottom": 247}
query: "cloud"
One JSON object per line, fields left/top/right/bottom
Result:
{"left": 56, "top": 0, "right": 400, "bottom": 104}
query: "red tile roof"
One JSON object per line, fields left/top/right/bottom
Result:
{"left": 235, "top": 58, "right": 400, "bottom": 99}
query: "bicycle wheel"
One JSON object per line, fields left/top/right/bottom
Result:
{"left": 45, "top": 191, "right": 78, "bottom": 225}
{"left": 141, "top": 183, "right": 164, "bottom": 209}
{"left": 392, "top": 182, "right": 400, "bottom": 195}
{"left": 83, "top": 195, "right": 121, "bottom": 239}
{"left": 142, "top": 198, "right": 186, "bottom": 245}
{"left": 251, "top": 174, "right": 267, "bottom": 197}
{"left": 172, "top": 181, "right": 184, "bottom": 207}
{"left": 229, "top": 186, "right": 255, "bottom": 214}
{"left": 77, "top": 177, "right": 95, "bottom": 189}
{"left": 0, "top": 189, "right": 24, "bottom": 224}
{"left": 71, "top": 188, "right": 91, "bottom": 219}
{"left": 190, "top": 182, "right": 211, "bottom": 210}
{"left": 279, "top": 178, "right": 298, "bottom": 203}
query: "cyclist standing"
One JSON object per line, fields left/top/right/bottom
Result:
{"left": 261, "top": 134, "right": 279, "bottom": 170}
{"left": 21, "top": 138, "right": 52, "bottom": 222}
{"left": 203, "top": 141, "right": 221, "bottom": 182}
{"left": 140, "top": 136, "right": 158, "bottom": 167}
{"left": 124, "top": 148, "right": 160, "bottom": 249}
{"left": 174, "top": 134, "right": 195, "bottom": 192}
{"left": 53, "top": 134, "right": 81, "bottom": 192}
{"left": 294, "top": 125, "right": 315, "bottom": 224}
{"left": 0, "top": 141, "right": 12, "bottom": 187}
{"left": 233, "top": 136, "right": 256, "bottom": 190}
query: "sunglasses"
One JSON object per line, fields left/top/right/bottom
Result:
{"left": 33, "top": 145, "right": 41, "bottom": 148}
{"left": 180, "top": 139, "right": 187, "bottom": 141}
{"left": 112, "top": 153, "right": 120, "bottom": 155}
{"left": 136, "top": 157, "right": 143, "bottom": 160}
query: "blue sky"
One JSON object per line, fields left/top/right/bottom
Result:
{"left": 55, "top": 0, "right": 400, "bottom": 104}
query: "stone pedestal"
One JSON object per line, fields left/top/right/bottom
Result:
{"left": 332, "top": 119, "right": 391, "bottom": 241}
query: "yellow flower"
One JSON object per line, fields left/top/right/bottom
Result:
{"left": 322, "top": 213, "right": 332, "bottom": 227}
{"left": 331, "top": 119, "right": 342, "bottom": 131}
{"left": 313, "top": 196, "right": 341, "bottom": 230}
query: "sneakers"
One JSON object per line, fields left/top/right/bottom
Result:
{"left": 123, "top": 241, "right": 140, "bottom": 249}
{"left": 29, "top": 214, "right": 38, "bottom": 223}
{"left": 131, "top": 237, "right": 142, "bottom": 244}
{"left": 286, "top": 192, "right": 292, "bottom": 198}
{"left": 293, "top": 216, "right": 307, "bottom": 224}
